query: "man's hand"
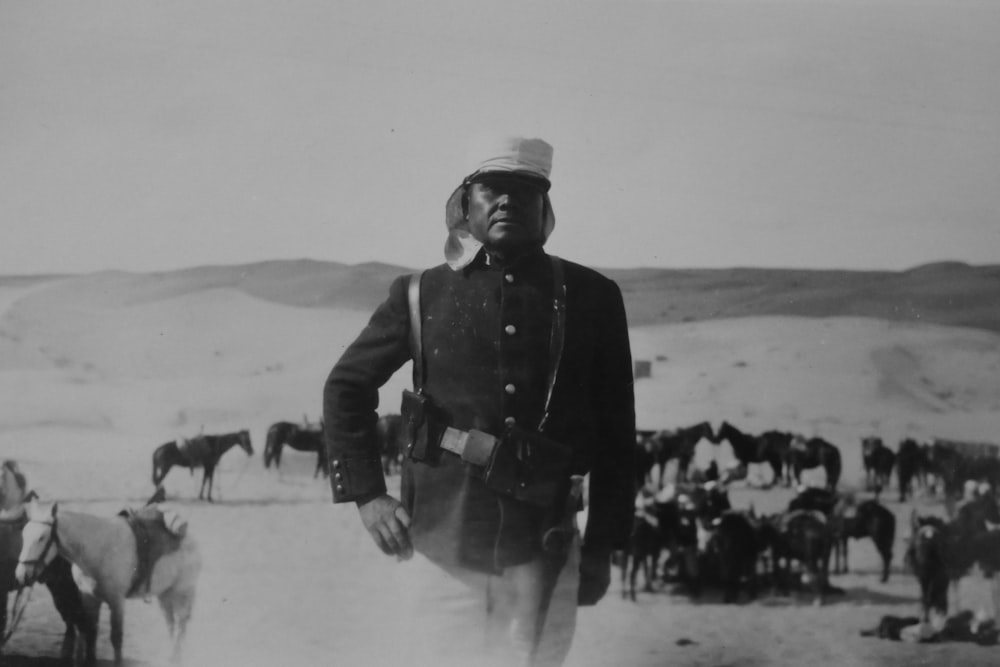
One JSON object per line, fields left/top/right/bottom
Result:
{"left": 357, "top": 494, "right": 413, "bottom": 560}
{"left": 577, "top": 547, "right": 612, "bottom": 606}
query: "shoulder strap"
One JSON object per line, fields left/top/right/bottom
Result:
{"left": 407, "top": 272, "right": 424, "bottom": 392}
{"left": 538, "top": 256, "right": 566, "bottom": 432}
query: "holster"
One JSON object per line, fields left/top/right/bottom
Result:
{"left": 484, "top": 425, "right": 573, "bottom": 509}
{"left": 401, "top": 389, "right": 438, "bottom": 464}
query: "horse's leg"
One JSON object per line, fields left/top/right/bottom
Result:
{"left": 628, "top": 552, "right": 638, "bottom": 601}
{"left": 0, "top": 590, "right": 7, "bottom": 647}
{"left": 949, "top": 578, "right": 961, "bottom": 617}
{"left": 42, "top": 564, "right": 80, "bottom": 661}
{"left": 200, "top": 463, "right": 216, "bottom": 502}
{"left": 880, "top": 543, "right": 892, "bottom": 583}
{"left": 158, "top": 595, "right": 176, "bottom": 639}
{"left": 166, "top": 588, "right": 195, "bottom": 664}
{"left": 108, "top": 597, "right": 126, "bottom": 665}
{"left": 991, "top": 576, "right": 1000, "bottom": 626}
{"left": 619, "top": 551, "right": 628, "bottom": 599}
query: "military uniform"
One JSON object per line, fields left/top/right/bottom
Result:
{"left": 323, "top": 246, "right": 635, "bottom": 572}
{"left": 322, "top": 135, "right": 635, "bottom": 666}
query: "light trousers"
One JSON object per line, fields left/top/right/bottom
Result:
{"left": 390, "top": 534, "right": 581, "bottom": 667}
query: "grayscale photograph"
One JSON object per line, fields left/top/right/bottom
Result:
{"left": 1, "top": 2, "right": 999, "bottom": 666}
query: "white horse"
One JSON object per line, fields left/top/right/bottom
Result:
{"left": 15, "top": 500, "right": 202, "bottom": 665}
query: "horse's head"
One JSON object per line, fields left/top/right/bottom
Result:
{"left": 15, "top": 499, "right": 59, "bottom": 586}
{"left": 239, "top": 430, "right": 254, "bottom": 456}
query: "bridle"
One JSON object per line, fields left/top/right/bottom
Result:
{"left": 17, "top": 515, "right": 59, "bottom": 586}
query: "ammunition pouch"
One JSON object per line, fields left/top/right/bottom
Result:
{"left": 485, "top": 425, "right": 573, "bottom": 509}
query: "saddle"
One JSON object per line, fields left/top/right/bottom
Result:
{"left": 779, "top": 509, "right": 827, "bottom": 534}
{"left": 118, "top": 506, "right": 186, "bottom": 598}
{"left": 178, "top": 436, "right": 211, "bottom": 465}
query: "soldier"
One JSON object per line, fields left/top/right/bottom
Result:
{"left": 324, "top": 136, "right": 635, "bottom": 666}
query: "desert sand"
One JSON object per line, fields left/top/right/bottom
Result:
{"left": 2, "top": 272, "right": 1000, "bottom": 666}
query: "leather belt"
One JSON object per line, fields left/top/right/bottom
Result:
{"left": 439, "top": 427, "right": 498, "bottom": 467}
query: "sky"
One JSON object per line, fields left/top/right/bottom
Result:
{"left": 2, "top": 0, "right": 999, "bottom": 275}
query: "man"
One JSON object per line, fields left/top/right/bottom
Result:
{"left": 0, "top": 460, "right": 29, "bottom": 519}
{"left": 324, "top": 136, "right": 635, "bottom": 666}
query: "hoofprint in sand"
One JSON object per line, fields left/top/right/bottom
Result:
{"left": 1, "top": 279, "right": 1000, "bottom": 665}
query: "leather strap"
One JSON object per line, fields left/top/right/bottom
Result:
{"left": 538, "top": 256, "right": 566, "bottom": 432}
{"left": 406, "top": 257, "right": 566, "bottom": 433}
{"left": 407, "top": 271, "right": 424, "bottom": 392}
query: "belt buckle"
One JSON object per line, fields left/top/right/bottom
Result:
{"left": 440, "top": 427, "right": 469, "bottom": 457}
{"left": 462, "top": 429, "right": 497, "bottom": 467}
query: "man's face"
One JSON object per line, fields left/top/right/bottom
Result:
{"left": 464, "top": 176, "right": 546, "bottom": 256}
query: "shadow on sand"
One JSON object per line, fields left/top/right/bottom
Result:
{"left": 657, "top": 582, "right": 916, "bottom": 607}
{"left": 0, "top": 656, "right": 154, "bottom": 667}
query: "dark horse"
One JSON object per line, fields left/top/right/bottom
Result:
{"left": 2, "top": 514, "right": 97, "bottom": 664}
{"left": 762, "top": 509, "right": 834, "bottom": 605}
{"left": 896, "top": 438, "right": 923, "bottom": 502}
{"left": 712, "top": 422, "right": 783, "bottom": 486}
{"left": 906, "top": 513, "right": 949, "bottom": 622}
{"left": 648, "top": 422, "right": 715, "bottom": 484}
{"left": 840, "top": 499, "right": 896, "bottom": 582}
{"left": 151, "top": 430, "right": 254, "bottom": 501}
{"left": 861, "top": 437, "right": 895, "bottom": 497}
{"left": 758, "top": 430, "right": 795, "bottom": 485}
{"left": 907, "top": 500, "right": 1000, "bottom": 622}
{"left": 787, "top": 436, "right": 842, "bottom": 490}
{"left": 264, "top": 421, "right": 327, "bottom": 478}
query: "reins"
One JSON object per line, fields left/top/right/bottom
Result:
{"left": 1, "top": 585, "right": 34, "bottom": 647}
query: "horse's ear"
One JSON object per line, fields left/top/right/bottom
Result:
{"left": 749, "top": 503, "right": 757, "bottom": 519}
{"left": 51, "top": 502, "right": 59, "bottom": 518}
{"left": 910, "top": 507, "right": 920, "bottom": 533}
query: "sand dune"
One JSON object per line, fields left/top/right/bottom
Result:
{"left": 1, "top": 268, "right": 999, "bottom": 665}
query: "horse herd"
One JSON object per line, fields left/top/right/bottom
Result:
{"left": 636, "top": 420, "right": 843, "bottom": 491}
{"left": 624, "top": 420, "right": 1000, "bottom": 634}
{"left": 619, "top": 480, "right": 895, "bottom": 606}
{"left": 150, "top": 415, "right": 407, "bottom": 502}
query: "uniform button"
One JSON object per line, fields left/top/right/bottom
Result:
{"left": 334, "top": 473, "right": 342, "bottom": 481}
{"left": 504, "top": 273, "right": 514, "bottom": 283}
{"left": 336, "top": 484, "right": 345, "bottom": 493}
{"left": 332, "top": 460, "right": 341, "bottom": 469}
{"left": 504, "top": 325, "right": 517, "bottom": 335}
{"left": 504, "top": 416, "right": 517, "bottom": 427}
{"left": 505, "top": 384, "right": 516, "bottom": 395}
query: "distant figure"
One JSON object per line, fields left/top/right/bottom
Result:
{"left": 0, "top": 460, "right": 28, "bottom": 519}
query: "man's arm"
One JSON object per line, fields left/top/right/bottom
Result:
{"left": 323, "top": 274, "right": 412, "bottom": 503}
{"left": 579, "top": 278, "right": 636, "bottom": 604}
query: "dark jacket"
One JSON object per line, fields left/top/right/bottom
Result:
{"left": 324, "top": 248, "right": 635, "bottom": 573}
